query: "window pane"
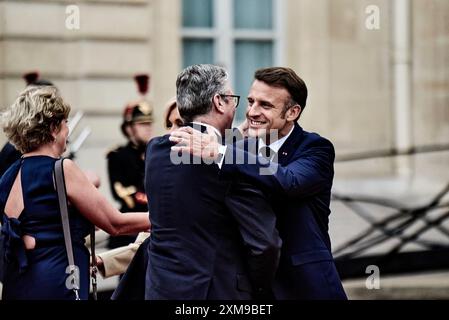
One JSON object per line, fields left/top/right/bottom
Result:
{"left": 183, "top": 39, "right": 215, "bottom": 68}
{"left": 182, "top": 0, "right": 213, "bottom": 28}
{"left": 234, "top": 41, "right": 273, "bottom": 122}
{"left": 234, "top": 0, "right": 273, "bottom": 29}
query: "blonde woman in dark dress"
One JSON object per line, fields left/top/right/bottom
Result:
{"left": 0, "top": 86, "right": 150, "bottom": 300}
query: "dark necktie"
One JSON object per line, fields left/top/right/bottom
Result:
{"left": 259, "top": 146, "right": 276, "bottom": 162}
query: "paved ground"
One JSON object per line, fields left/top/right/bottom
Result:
{"left": 343, "top": 271, "right": 449, "bottom": 299}
{"left": 2, "top": 153, "right": 449, "bottom": 300}
{"left": 3, "top": 271, "right": 449, "bottom": 300}
{"left": 333, "top": 154, "right": 449, "bottom": 300}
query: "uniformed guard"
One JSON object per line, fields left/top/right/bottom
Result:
{"left": 106, "top": 74, "right": 153, "bottom": 249}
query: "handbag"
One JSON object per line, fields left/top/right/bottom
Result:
{"left": 54, "top": 158, "right": 98, "bottom": 300}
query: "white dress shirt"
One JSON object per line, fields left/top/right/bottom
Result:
{"left": 257, "top": 125, "right": 295, "bottom": 156}
{"left": 191, "top": 122, "right": 227, "bottom": 167}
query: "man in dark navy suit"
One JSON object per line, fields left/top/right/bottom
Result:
{"left": 144, "top": 64, "right": 281, "bottom": 300}
{"left": 171, "top": 67, "right": 347, "bottom": 300}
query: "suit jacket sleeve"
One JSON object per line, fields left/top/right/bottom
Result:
{"left": 224, "top": 180, "right": 281, "bottom": 298}
{"left": 221, "top": 137, "right": 335, "bottom": 199}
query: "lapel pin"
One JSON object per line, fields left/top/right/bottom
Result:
{"left": 282, "top": 152, "right": 288, "bottom": 156}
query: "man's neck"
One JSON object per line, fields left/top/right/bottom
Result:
{"left": 262, "top": 122, "right": 294, "bottom": 144}
{"left": 258, "top": 123, "right": 295, "bottom": 153}
{"left": 191, "top": 121, "right": 222, "bottom": 139}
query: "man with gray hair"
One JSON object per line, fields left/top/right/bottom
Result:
{"left": 170, "top": 66, "right": 347, "bottom": 300}
{"left": 143, "top": 64, "right": 281, "bottom": 300}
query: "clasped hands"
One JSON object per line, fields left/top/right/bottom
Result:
{"left": 169, "top": 126, "right": 220, "bottom": 161}
{"left": 169, "top": 120, "right": 248, "bottom": 161}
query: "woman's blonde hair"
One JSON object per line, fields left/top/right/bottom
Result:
{"left": 1, "top": 86, "right": 71, "bottom": 153}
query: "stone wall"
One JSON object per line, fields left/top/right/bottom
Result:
{"left": 0, "top": 0, "right": 447, "bottom": 185}
{"left": 0, "top": 0, "right": 180, "bottom": 201}
{"left": 411, "top": 0, "right": 449, "bottom": 180}
{"left": 286, "top": 0, "right": 448, "bottom": 179}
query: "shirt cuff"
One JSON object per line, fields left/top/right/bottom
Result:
{"left": 217, "top": 145, "right": 227, "bottom": 169}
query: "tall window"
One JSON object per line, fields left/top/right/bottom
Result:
{"left": 182, "top": 0, "right": 283, "bottom": 121}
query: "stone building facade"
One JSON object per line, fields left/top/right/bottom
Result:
{"left": 0, "top": 0, "right": 448, "bottom": 199}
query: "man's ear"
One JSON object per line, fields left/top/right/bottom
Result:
{"left": 212, "top": 94, "right": 225, "bottom": 114}
{"left": 286, "top": 105, "right": 301, "bottom": 121}
{"left": 124, "top": 124, "right": 135, "bottom": 138}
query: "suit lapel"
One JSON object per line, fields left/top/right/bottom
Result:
{"left": 277, "top": 123, "right": 304, "bottom": 166}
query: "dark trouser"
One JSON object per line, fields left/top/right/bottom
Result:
{"left": 0, "top": 233, "right": 4, "bottom": 284}
{"left": 274, "top": 260, "right": 348, "bottom": 300}
{"left": 111, "top": 236, "right": 150, "bottom": 300}
{"left": 107, "top": 234, "right": 137, "bottom": 250}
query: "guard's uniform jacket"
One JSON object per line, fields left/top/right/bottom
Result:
{"left": 107, "top": 142, "right": 148, "bottom": 249}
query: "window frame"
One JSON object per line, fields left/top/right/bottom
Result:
{"left": 181, "top": 0, "right": 285, "bottom": 118}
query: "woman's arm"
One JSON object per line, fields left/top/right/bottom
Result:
{"left": 63, "top": 159, "right": 150, "bottom": 236}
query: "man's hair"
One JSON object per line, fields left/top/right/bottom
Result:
{"left": 176, "top": 64, "right": 228, "bottom": 123}
{"left": 0, "top": 86, "right": 70, "bottom": 153}
{"left": 254, "top": 67, "right": 308, "bottom": 120}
